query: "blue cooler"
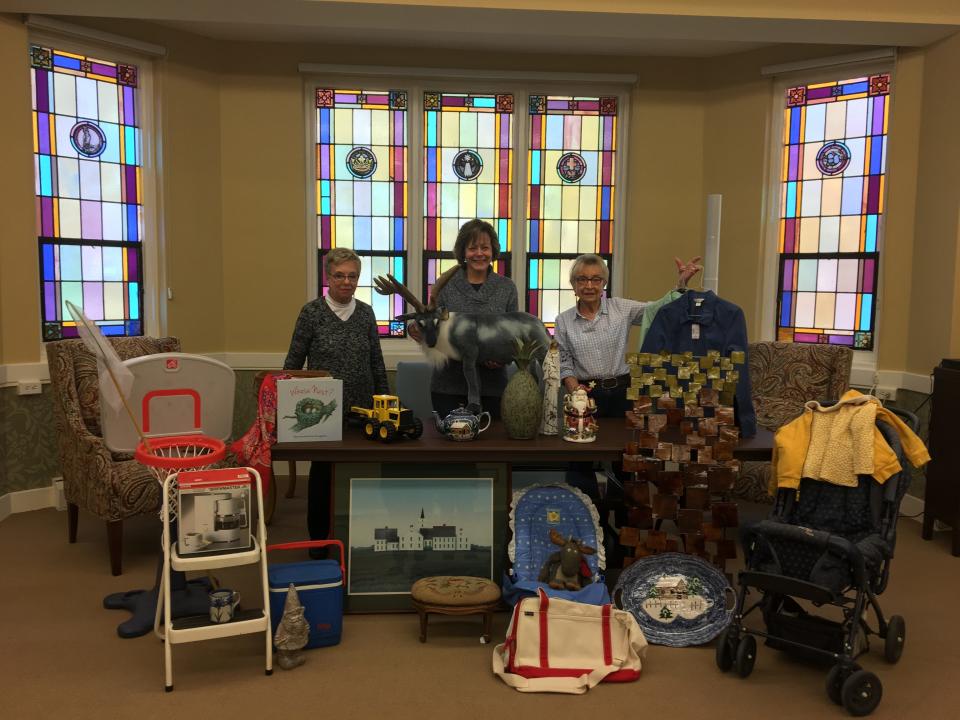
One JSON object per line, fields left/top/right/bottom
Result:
{"left": 267, "top": 540, "right": 344, "bottom": 649}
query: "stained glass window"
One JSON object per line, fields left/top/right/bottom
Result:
{"left": 316, "top": 88, "right": 408, "bottom": 336}
{"left": 776, "top": 74, "right": 890, "bottom": 350}
{"left": 31, "top": 45, "right": 144, "bottom": 340}
{"left": 422, "top": 92, "right": 513, "bottom": 300}
{"left": 526, "top": 95, "right": 618, "bottom": 330}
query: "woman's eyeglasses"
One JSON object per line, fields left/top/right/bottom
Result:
{"left": 574, "top": 276, "right": 605, "bottom": 286}
{"left": 330, "top": 272, "right": 360, "bottom": 283}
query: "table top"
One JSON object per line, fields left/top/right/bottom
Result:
{"left": 272, "top": 422, "right": 774, "bottom": 464}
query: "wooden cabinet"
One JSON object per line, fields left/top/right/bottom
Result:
{"left": 922, "top": 361, "right": 960, "bottom": 555}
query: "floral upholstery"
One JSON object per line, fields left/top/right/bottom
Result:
{"left": 734, "top": 342, "right": 853, "bottom": 503}
{"left": 47, "top": 337, "right": 180, "bottom": 524}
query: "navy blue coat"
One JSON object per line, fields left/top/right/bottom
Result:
{"left": 640, "top": 291, "right": 757, "bottom": 437}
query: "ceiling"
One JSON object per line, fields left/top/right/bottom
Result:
{"left": 7, "top": 0, "right": 960, "bottom": 58}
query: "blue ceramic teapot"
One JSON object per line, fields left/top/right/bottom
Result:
{"left": 432, "top": 406, "right": 492, "bottom": 442}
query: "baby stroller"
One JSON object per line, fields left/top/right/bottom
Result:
{"left": 716, "top": 410, "right": 918, "bottom": 717}
{"left": 502, "top": 483, "right": 610, "bottom": 606}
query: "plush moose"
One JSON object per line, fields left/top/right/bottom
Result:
{"left": 538, "top": 528, "right": 597, "bottom": 591}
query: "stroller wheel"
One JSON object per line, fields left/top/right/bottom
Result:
{"left": 884, "top": 615, "right": 906, "bottom": 664}
{"left": 734, "top": 634, "right": 757, "bottom": 678}
{"left": 715, "top": 626, "right": 736, "bottom": 672}
{"left": 841, "top": 669, "right": 883, "bottom": 716}
{"left": 826, "top": 663, "right": 860, "bottom": 705}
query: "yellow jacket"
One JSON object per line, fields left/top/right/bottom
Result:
{"left": 771, "top": 390, "right": 931, "bottom": 494}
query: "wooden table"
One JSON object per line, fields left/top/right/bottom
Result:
{"left": 272, "top": 423, "right": 773, "bottom": 464}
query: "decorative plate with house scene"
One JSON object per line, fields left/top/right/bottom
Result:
{"left": 613, "top": 552, "right": 734, "bottom": 647}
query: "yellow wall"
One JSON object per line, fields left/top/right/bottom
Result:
{"left": 2, "top": 13, "right": 959, "bottom": 379}
{"left": 908, "top": 30, "right": 960, "bottom": 374}
{"left": 0, "top": 16, "right": 43, "bottom": 362}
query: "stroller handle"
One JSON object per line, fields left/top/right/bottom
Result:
{"left": 744, "top": 522, "right": 867, "bottom": 587}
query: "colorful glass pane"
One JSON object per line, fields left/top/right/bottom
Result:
{"left": 526, "top": 95, "right": 618, "bottom": 329}
{"left": 422, "top": 92, "right": 513, "bottom": 300}
{"left": 316, "top": 88, "right": 408, "bottom": 336}
{"left": 776, "top": 74, "right": 889, "bottom": 350}
{"left": 31, "top": 45, "right": 144, "bottom": 340}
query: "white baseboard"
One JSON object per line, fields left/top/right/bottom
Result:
{"left": 900, "top": 493, "right": 924, "bottom": 522}
{"left": 0, "top": 485, "right": 60, "bottom": 523}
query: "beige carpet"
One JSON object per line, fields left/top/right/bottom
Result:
{"left": 1, "top": 482, "right": 958, "bottom": 720}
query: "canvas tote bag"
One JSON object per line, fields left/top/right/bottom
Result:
{"left": 493, "top": 589, "right": 648, "bottom": 694}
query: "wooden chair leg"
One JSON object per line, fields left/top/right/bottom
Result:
{"left": 106, "top": 520, "right": 123, "bottom": 576}
{"left": 482, "top": 611, "right": 493, "bottom": 644}
{"left": 286, "top": 461, "right": 297, "bottom": 498}
{"left": 418, "top": 609, "right": 428, "bottom": 643}
{"left": 68, "top": 502, "right": 78, "bottom": 543}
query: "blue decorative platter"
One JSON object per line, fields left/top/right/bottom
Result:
{"left": 613, "top": 553, "right": 735, "bottom": 647}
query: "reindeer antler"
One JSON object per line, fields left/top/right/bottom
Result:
{"left": 428, "top": 265, "right": 461, "bottom": 310}
{"left": 373, "top": 274, "right": 425, "bottom": 314}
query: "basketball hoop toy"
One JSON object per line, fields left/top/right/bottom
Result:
{"left": 135, "top": 434, "right": 227, "bottom": 521}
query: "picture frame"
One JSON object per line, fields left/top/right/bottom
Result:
{"left": 332, "top": 461, "right": 508, "bottom": 612}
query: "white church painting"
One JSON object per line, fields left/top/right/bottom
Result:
{"left": 373, "top": 508, "right": 470, "bottom": 552}
{"left": 348, "top": 477, "right": 494, "bottom": 595}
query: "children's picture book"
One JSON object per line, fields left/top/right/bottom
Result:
{"left": 177, "top": 468, "right": 253, "bottom": 556}
{"left": 276, "top": 377, "right": 343, "bottom": 443}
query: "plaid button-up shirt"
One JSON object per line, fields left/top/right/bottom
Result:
{"left": 555, "top": 292, "right": 678, "bottom": 382}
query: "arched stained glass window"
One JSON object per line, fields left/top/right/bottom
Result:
{"left": 316, "top": 88, "right": 408, "bottom": 336}
{"left": 422, "top": 91, "right": 513, "bottom": 300}
{"left": 526, "top": 95, "right": 618, "bottom": 330}
{"left": 776, "top": 74, "right": 890, "bottom": 350}
{"left": 32, "top": 45, "right": 144, "bottom": 340}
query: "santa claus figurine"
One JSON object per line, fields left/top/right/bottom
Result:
{"left": 562, "top": 383, "right": 598, "bottom": 443}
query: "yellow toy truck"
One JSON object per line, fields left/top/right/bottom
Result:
{"left": 349, "top": 394, "right": 423, "bottom": 443}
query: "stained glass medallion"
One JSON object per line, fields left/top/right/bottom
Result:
{"left": 422, "top": 91, "right": 513, "bottom": 301}
{"left": 776, "top": 74, "right": 890, "bottom": 350}
{"left": 526, "top": 95, "right": 618, "bottom": 330}
{"left": 316, "top": 88, "right": 408, "bottom": 336}
{"left": 31, "top": 45, "right": 144, "bottom": 340}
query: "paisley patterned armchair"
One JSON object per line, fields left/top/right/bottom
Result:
{"left": 733, "top": 341, "right": 853, "bottom": 502}
{"left": 47, "top": 336, "right": 180, "bottom": 575}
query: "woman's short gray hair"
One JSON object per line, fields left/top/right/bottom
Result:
{"left": 324, "top": 247, "right": 362, "bottom": 276}
{"left": 569, "top": 254, "right": 609, "bottom": 286}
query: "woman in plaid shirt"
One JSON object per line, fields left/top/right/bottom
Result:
{"left": 555, "top": 253, "right": 701, "bottom": 418}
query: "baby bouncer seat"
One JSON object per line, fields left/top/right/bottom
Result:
{"left": 503, "top": 483, "right": 610, "bottom": 606}
{"left": 716, "top": 411, "right": 919, "bottom": 716}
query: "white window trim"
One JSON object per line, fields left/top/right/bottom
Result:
{"left": 28, "top": 28, "right": 166, "bottom": 358}
{"left": 300, "top": 67, "right": 633, "bottom": 368}
{"left": 759, "top": 58, "right": 896, "bottom": 384}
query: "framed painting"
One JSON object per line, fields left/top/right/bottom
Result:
{"left": 332, "top": 461, "right": 508, "bottom": 612}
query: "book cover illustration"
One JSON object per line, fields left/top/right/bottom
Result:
{"left": 276, "top": 378, "right": 343, "bottom": 442}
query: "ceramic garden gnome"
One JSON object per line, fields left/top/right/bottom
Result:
{"left": 274, "top": 583, "right": 310, "bottom": 670}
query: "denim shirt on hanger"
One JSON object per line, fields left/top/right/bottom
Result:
{"left": 640, "top": 290, "right": 757, "bottom": 437}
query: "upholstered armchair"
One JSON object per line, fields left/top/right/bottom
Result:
{"left": 47, "top": 336, "right": 180, "bottom": 575}
{"left": 734, "top": 341, "right": 853, "bottom": 502}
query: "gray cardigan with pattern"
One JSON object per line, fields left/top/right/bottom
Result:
{"left": 430, "top": 267, "right": 519, "bottom": 396}
{"left": 283, "top": 298, "right": 389, "bottom": 414}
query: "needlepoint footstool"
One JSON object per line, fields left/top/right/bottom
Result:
{"left": 410, "top": 576, "right": 501, "bottom": 644}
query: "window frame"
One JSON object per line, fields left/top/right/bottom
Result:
{"left": 301, "top": 66, "right": 633, "bottom": 366}
{"left": 759, "top": 60, "right": 895, "bottom": 380}
{"left": 29, "top": 29, "right": 163, "bottom": 345}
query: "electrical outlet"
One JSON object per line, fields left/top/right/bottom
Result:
{"left": 16, "top": 380, "right": 42, "bottom": 395}
{"left": 875, "top": 387, "right": 897, "bottom": 402}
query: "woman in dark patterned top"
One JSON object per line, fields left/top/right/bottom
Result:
{"left": 283, "top": 247, "right": 388, "bottom": 551}
{"left": 411, "top": 219, "right": 518, "bottom": 419}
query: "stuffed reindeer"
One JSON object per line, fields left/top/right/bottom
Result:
{"left": 374, "top": 267, "right": 549, "bottom": 412}
{"left": 538, "top": 528, "right": 597, "bottom": 591}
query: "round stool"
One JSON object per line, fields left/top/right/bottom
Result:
{"left": 410, "top": 576, "right": 501, "bottom": 644}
